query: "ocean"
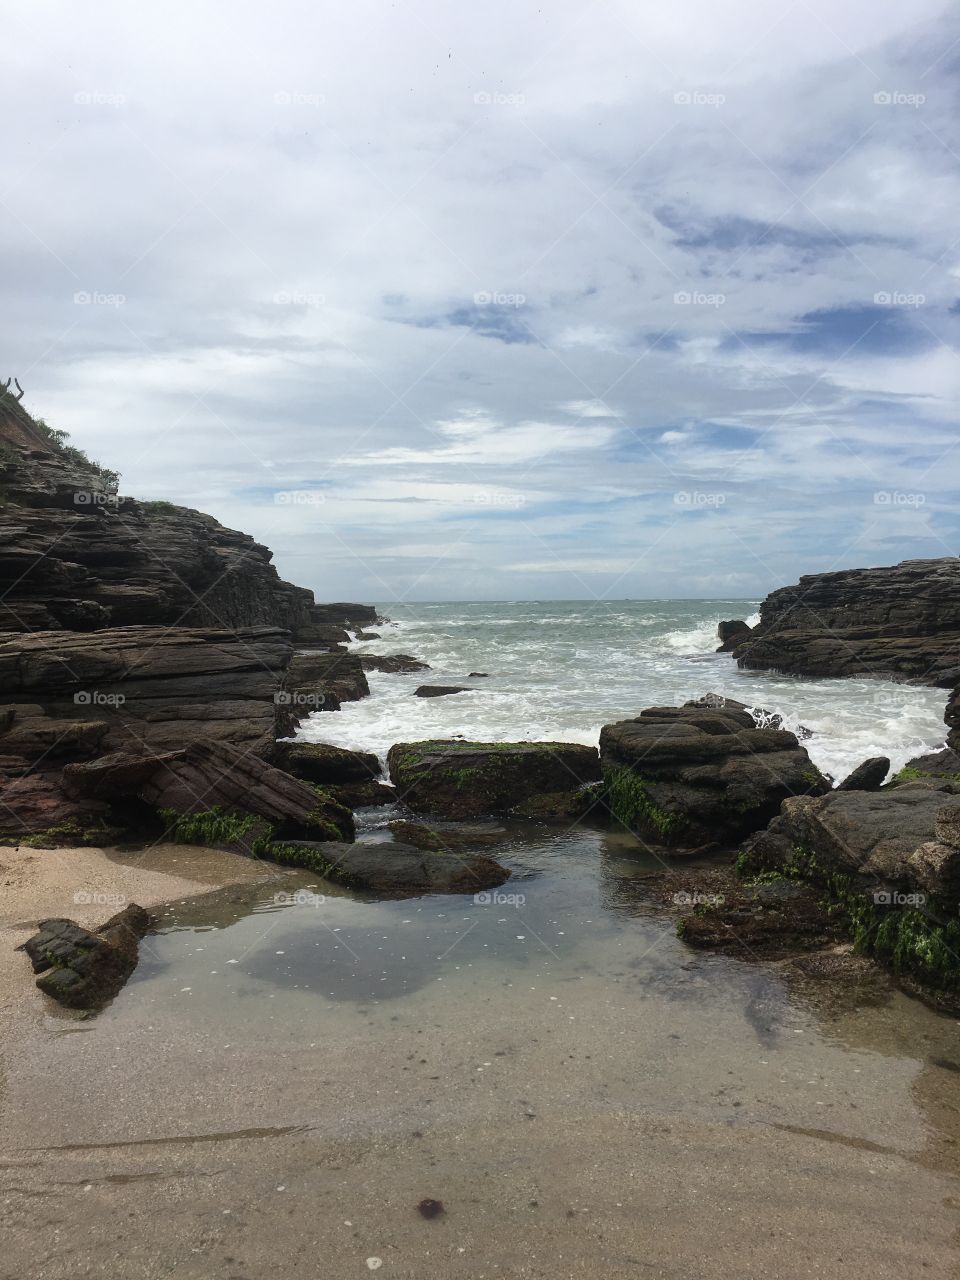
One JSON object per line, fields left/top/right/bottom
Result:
{"left": 297, "top": 599, "right": 948, "bottom": 782}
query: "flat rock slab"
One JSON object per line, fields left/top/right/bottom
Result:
{"left": 360, "top": 654, "right": 430, "bottom": 674}
{"left": 274, "top": 840, "right": 510, "bottom": 896}
{"left": 387, "top": 740, "right": 601, "bottom": 819}
{"left": 414, "top": 685, "right": 471, "bottom": 698}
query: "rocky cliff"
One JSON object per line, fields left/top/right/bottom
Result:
{"left": 732, "top": 558, "right": 960, "bottom": 687}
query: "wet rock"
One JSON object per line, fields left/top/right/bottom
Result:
{"left": 837, "top": 757, "right": 890, "bottom": 791}
{"left": 600, "top": 705, "right": 829, "bottom": 847}
{"left": 468, "top": 672, "right": 489, "bottom": 678}
{"left": 893, "top": 747, "right": 960, "bottom": 784}
{"left": 360, "top": 654, "right": 430, "bottom": 674}
{"left": 355, "top": 630, "right": 381, "bottom": 640}
{"left": 752, "top": 787, "right": 960, "bottom": 896}
{"left": 278, "top": 651, "right": 369, "bottom": 723}
{"left": 387, "top": 740, "right": 602, "bottom": 820}
{"left": 414, "top": 685, "right": 471, "bottom": 698}
{"left": 716, "top": 620, "right": 751, "bottom": 652}
{"left": 274, "top": 742, "right": 381, "bottom": 785}
{"left": 388, "top": 820, "right": 503, "bottom": 851}
{"left": 328, "top": 781, "right": 397, "bottom": 808}
{"left": 684, "top": 694, "right": 811, "bottom": 739}
{"left": 272, "top": 840, "right": 510, "bottom": 896}
{"left": 20, "top": 904, "right": 152, "bottom": 1009}
{"left": 508, "top": 785, "right": 603, "bottom": 822}
{"left": 732, "top": 557, "right": 960, "bottom": 687}
{"left": 64, "top": 742, "right": 355, "bottom": 844}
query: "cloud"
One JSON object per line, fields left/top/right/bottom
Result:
{"left": 0, "top": 0, "right": 957, "bottom": 600}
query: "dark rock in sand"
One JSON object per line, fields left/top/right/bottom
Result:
{"left": 272, "top": 839, "right": 510, "bottom": 896}
{"left": 20, "top": 903, "right": 152, "bottom": 1009}
{"left": 732, "top": 558, "right": 960, "bottom": 687}
{"left": 600, "top": 705, "right": 830, "bottom": 848}
{"left": 387, "top": 740, "right": 602, "bottom": 820}
{"left": 360, "top": 653, "right": 430, "bottom": 674}
{"left": 837, "top": 757, "right": 890, "bottom": 791}
{"left": 716, "top": 620, "right": 751, "bottom": 653}
{"left": 414, "top": 685, "right": 471, "bottom": 698}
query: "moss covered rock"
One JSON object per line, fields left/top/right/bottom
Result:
{"left": 386, "top": 740, "right": 601, "bottom": 819}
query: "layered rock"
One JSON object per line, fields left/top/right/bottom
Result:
{"left": 600, "top": 705, "right": 830, "bottom": 848}
{"left": 387, "top": 740, "right": 602, "bottom": 820}
{"left": 732, "top": 558, "right": 960, "bottom": 686}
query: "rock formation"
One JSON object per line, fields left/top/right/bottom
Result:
{"left": 731, "top": 558, "right": 960, "bottom": 686}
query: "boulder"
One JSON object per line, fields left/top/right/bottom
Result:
{"left": 328, "top": 780, "right": 397, "bottom": 808}
{"left": 20, "top": 904, "right": 152, "bottom": 1009}
{"left": 716, "top": 620, "right": 751, "bottom": 653}
{"left": 745, "top": 786, "right": 960, "bottom": 898}
{"left": 414, "top": 685, "right": 471, "bottom": 698}
{"left": 387, "top": 820, "right": 504, "bottom": 851}
{"left": 468, "top": 672, "right": 489, "bottom": 678}
{"left": 891, "top": 748, "right": 960, "bottom": 786}
{"left": 837, "top": 757, "right": 890, "bottom": 791}
{"left": 271, "top": 840, "right": 510, "bottom": 896}
{"left": 732, "top": 558, "right": 960, "bottom": 687}
{"left": 599, "top": 706, "right": 830, "bottom": 847}
{"left": 273, "top": 742, "right": 381, "bottom": 785}
{"left": 387, "top": 740, "right": 602, "bottom": 819}
{"left": 684, "top": 694, "right": 811, "bottom": 739}
{"left": 360, "top": 654, "right": 430, "bottom": 674}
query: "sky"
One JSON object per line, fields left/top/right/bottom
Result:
{"left": 1, "top": 0, "right": 958, "bottom": 603}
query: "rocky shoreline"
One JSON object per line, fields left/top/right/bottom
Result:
{"left": 3, "top": 389, "right": 960, "bottom": 1013}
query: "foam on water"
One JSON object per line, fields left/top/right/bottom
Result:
{"left": 296, "top": 601, "right": 948, "bottom": 783}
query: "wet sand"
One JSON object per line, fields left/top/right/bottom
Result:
{"left": 1, "top": 835, "right": 959, "bottom": 1278}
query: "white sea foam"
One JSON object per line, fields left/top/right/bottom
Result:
{"left": 297, "top": 601, "right": 947, "bottom": 784}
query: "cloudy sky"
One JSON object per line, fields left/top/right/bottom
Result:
{"left": 2, "top": 0, "right": 958, "bottom": 603}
